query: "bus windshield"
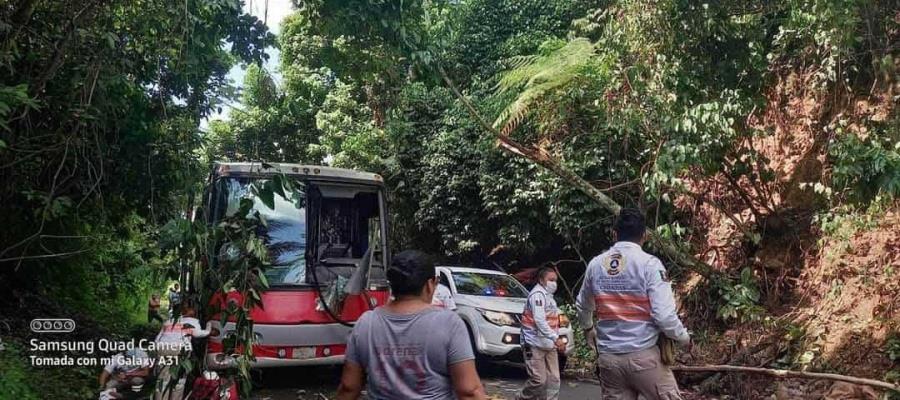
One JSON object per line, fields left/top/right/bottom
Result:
{"left": 219, "top": 178, "right": 307, "bottom": 286}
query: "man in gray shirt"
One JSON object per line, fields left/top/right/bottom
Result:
{"left": 337, "top": 250, "right": 486, "bottom": 400}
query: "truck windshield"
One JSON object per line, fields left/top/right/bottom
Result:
{"left": 452, "top": 272, "right": 528, "bottom": 298}
{"left": 219, "top": 178, "right": 307, "bottom": 286}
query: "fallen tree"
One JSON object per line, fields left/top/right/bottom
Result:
{"left": 438, "top": 65, "right": 725, "bottom": 281}
{"left": 673, "top": 364, "right": 900, "bottom": 393}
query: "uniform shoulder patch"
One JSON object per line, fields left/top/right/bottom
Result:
{"left": 535, "top": 297, "right": 543, "bottom": 307}
{"left": 659, "top": 270, "right": 670, "bottom": 282}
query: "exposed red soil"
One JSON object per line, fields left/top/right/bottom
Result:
{"left": 671, "top": 63, "right": 900, "bottom": 399}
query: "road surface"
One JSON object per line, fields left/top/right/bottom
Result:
{"left": 250, "top": 362, "right": 604, "bottom": 399}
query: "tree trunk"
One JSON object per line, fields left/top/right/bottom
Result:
{"left": 438, "top": 65, "right": 724, "bottom": 281}
{"left": 673, "top": 365, "right": 900, "bottom": 393}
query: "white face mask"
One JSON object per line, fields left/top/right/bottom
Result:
{"left": 545, "top": 281, "right": 558, "bottom": 294}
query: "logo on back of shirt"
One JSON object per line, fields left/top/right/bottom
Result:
{"left": 373, "top": 345, "right": 428, "bottom": 394}
{"left": 603, "top": 253, "right": 627, "bottom": 276}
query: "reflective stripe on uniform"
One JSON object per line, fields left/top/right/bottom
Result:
{"left": 594, "top": 293, "right": 651, "bottom": 321}
{"left": 521, "top": 313, "right": 560, "bottom": 329}
{"left": 521, "top": 285, "right": 560, "bottom": 349}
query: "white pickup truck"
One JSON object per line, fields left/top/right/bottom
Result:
{"left": 435, "top": 266, "right": 575, "bottom": 367}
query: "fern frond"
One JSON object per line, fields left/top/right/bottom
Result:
{"left": 493, "top": 38, "right": 596, "bottom": 134}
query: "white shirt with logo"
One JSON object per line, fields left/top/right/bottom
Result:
{"left": 576, "top": 241, "right": 689, "bottom": 354}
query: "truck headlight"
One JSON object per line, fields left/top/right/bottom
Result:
{"left": 480, "top": 310, "right": 516, "bottom": 326}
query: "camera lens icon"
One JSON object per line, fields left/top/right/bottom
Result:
{"left": 30, "top": 319, "right": 75, "bottom": 333}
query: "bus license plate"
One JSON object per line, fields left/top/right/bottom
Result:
{"left": 292, "top": 347, "right": 316, "bottom": 359}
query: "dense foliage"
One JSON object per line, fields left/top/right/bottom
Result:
{"left": 0, "top": 0, "right": 272, "bottom": 397}
{"left": 209, "top": 0, "right": 900, "bottom": 348}
{"left": 1, "top": 0, "right": 898, "bottom": 397}
{"left": 211, "top": 0, "right": 897, "bottom": 268}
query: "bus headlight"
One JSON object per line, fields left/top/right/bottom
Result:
{"left": 481, "top": 310, "right": 517, "bottom": 327}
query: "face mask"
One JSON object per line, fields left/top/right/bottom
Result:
{"left": 545, "top": 281, "right": 558, "bottom": 294}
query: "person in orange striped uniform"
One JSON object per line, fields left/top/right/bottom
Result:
{"left": 517, "top": 267, "right": 565, "bottom": 400}
{"left": 576, "top": 208, "right": 691, "bottom": 400}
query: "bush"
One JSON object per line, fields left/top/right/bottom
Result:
{"left": 717, "top": 268, "right": 764, "bottom": 322}
{"left": 0, "top": 344, "right": 39, "bottom": 400}
{"left": 830, "top": 125, "right": 900, "bottom": 203}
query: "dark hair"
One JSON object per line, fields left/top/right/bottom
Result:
{"left": 387, "top": 250, "right": 435, "bottom": 297}
{"left": 535, "top": 266, "right": 556, "bottom": 283}
{"left": 614, "top": 208, "right": 646, "bottom": 242}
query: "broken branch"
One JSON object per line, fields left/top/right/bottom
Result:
{"left": 673, "top": 364, "right": 900, "bottom": 393}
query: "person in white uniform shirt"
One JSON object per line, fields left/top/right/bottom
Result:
{"left": 98, "top": 348, "right": 151, "bottom": 391}
{"left": 576, "top": 208, "right": 691, "bottom": 400}
{"left": 517, "top": 267, "right": 564, "bottom": 400}
{"left": 431, "top": 282, "right": 457, "bottom": 310}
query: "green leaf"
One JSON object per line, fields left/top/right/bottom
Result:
{"left": 257, "top": 184, "right": 275, "bottom": 210}
{"left": 256, "top": 269, "right": 269, "bottom": 288}
{"left": 271, "top": 174, "right": 286, "bottom": 199}
{"left": 238, "top": 198, "right": 254, "bottom": 217}
{"left": 249, "top": 288, "right": 262, "bottom": 302}
{"left": 255, "top": 211, "right": 268, "bottom": 229}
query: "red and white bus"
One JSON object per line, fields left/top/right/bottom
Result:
{"left": 197, "top": 162, "right": 391, "bottom": 368}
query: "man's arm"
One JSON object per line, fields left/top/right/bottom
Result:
{"left": 530, "top": 293, "right": 558, "bottom": 341}
{"left": 335, "top": 361, "right": 364, "bottom": 400}
{"left": 446, "top": 313, "right": 482, "bottom": 399}
{"left": 646, "top": 259, "right": 690, "bottom": 345}
{"left": 449, "top": 360, "right": 487, "bottom": 400}
{"left": 98, "top": 369, "right": 111, "bottom": 388}
{"left": 575, "top": 264, "right": 596, "bottom": 330}
{"left": 575, "top": 264, "right": 597, "bottom": 352}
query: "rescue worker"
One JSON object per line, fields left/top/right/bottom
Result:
{"left": 98, "top": 347, "right": 151, "bottom": 391}
{"left": 517, "top": 267, "right": 564, "bottom": 400}
{"left": 431, "top": 281, "right": 457, "bottom": 310}
{"left": 576, "top": 208, "right": 691, "bottom": 400}
{"left": 336, "top": 250, "right": 487, "bottom": 400}
{"left": 155, "top": 302, "right": 211, "bottom": 353}
{"left": 167, "top": 283, "right": 181, "bottom": 317}
{"left": 154, "top": 302, "right": 213, "bottom": 400}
